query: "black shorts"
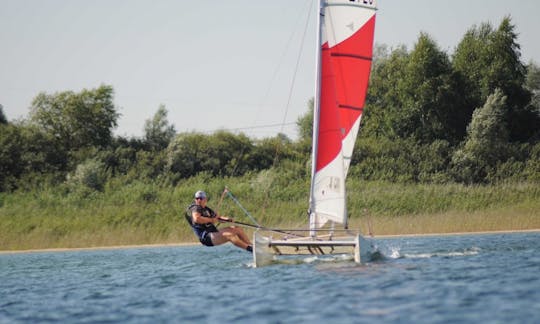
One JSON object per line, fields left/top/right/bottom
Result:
{"left": 200, "top": 232, "right": 214, "bottom": 246}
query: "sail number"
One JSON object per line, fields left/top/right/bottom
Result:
{"left": 327, "top": 176, "right": 341, "bottom": 192}
{"left": 349, "top": 0, "right": 376, "bottom": 5}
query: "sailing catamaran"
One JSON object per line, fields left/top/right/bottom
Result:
{"left": 252, "top": 0, "right": 378, "bottom": 267}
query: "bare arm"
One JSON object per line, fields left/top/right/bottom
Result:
{"left": 217, "top": 215, "right": 232, "bottom": 222}
{"left": 192, "top": 211, "right": 217, "bottom": 225}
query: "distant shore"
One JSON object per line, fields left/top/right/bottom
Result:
{"left": 1, "top": 229, "right": 538, "bottom": 255}
{"left": 370, "top": 228, "right": 540, "bottom": 238}
{"left": 0, "top": 242, "right": 198, "bottom": 255}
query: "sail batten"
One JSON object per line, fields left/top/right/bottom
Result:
{"left": 330, "top": 53, "right": 372, "bottom": 61}
{"left": 338, "top": 104, "right": 364, "bottom": 111}
{"left": 309, "top": 0, "right": 376, "bottom": 231}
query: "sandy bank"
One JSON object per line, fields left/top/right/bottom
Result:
{"left": 0, "top": 242, "right": 198, "bottom": 255}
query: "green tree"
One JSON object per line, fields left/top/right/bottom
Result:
{"left": 525, "top": 61, "right": 540, "bottom": 92}
{"left": 351, "top": 137, "right": 452, "bottom": 183}
{"left": 29, "top": 85, "right": 119, "bottom": 151}
{"left": 453, "top": 17, "right": 537, "bottom": 142}
{"left": 0, "top": 104, "right": 7, "bottom": 124}
{"left": 0, "top": 123, "right": 67, "bottom": 191}
{"left": 296, "top": 98, "right": 313, "bottom": 142}
{"left": 362, "top": 45, "right": 409, "bottom": 139}
{"left": 452, "top": 22, "right": 493, "bottom": 109}
{"left": 0, "top": 124, "right": 22, "bottom": 190}
{"left": 207, "top": 131, "right": 254, "bottom": 176}
{"left": 96, "top": 146, "right": 137, "bottom": 177}
{"left": 166, "top": 132, "right": 204, "bottom": 178}
{"left": 364, "top": 35, "right": 469, "bottom": 143}
{"left": 451, "top": 89, "right": 509, "bottom": 183}
{"left": 130, "top": 149, "right": 167, "bottom": 181}
{"left": 525, "top": 61, "right": 540, "bottom": 137}
{"left": 397, "top": 33, "right": 470, "bottom": 143}
{"left": 166, "top": 131, "right": 256, "bottom": 179}
{"left": 372, "top": 43, "right": 391, "bottom": 69}
{"left": 254, "top": 133, "right": 298, "bottom": 169}
{"left": 143, "top": 104, "right": 176, "bottom": 151}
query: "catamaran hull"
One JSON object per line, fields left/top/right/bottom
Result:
{"left": 253, "top": 231, "right": 374, "bottom": 268}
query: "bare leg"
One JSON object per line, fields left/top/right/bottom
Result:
{"left": 211, "top": 227, "right": 252, "bottom": 250}
{"left": 228, "top": 226, "right": 251, "bottom": 246}
{"left": 222, "top": 232, "right": 249, "bottom": 249}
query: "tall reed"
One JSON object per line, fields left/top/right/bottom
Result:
{"left": 1, "top": 174, "right": 538, "bottom": 251}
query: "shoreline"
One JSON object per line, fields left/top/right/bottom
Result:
{"left": 371, "top": 228, "right": 540, "bottom": 238}
{"left": 1, "top": 229, "right": 538, "bottom": 255}
{"left": 0, "top": 242, "right": 198, "bottom": 255}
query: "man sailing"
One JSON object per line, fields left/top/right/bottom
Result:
{"left": 186, "top": 190, "right": 253, "bottom": 252}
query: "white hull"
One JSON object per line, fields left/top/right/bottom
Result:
{"left": 253, "top": 231, "right": 374, "bottom": 268}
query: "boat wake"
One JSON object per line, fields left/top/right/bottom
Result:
{"left": 246, "top": 244, "right": 480, "bottom": 268}
{"left": 247, "top": 254, "right": 356, "bottom": 268}
{"left": 379, "top": 245, "right": 481, "bottom": 260}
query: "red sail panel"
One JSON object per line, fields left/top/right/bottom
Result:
{"left": 316, "top": 42, "right": 341, "bottom": 172}
{"left": 316, "top": 15, "right": 376, "bottom": 172}
{"left": 333, "top": 14, "right": 375, "bottom": 138}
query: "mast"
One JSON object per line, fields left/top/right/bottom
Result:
{"left": 309, "top": 0, "right": 325, "bottom": 235}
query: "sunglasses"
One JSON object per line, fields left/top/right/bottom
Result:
{"left": 195, "top": 197, "right": 205, "bottom": 200}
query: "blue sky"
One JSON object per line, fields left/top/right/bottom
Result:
{"left": 1, "top": 0, "right": 539, "bottom": 140}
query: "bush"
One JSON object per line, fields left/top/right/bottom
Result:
{"left": 523, "top": 142, "right": 540, "bottom": 181}
{"left": 66, "top": 159, "right": 108, "bottom": 192}
{"left": 451, "top": 89, "right": 510, "bottom": 183}
{"left": 351, "top": 137, "right": 452, "bottom": 183}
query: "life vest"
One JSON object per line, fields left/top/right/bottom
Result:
{"left": 185, "top": 203, "right": 218, "bottom": 231}
{"left": 185, "top": 203, "right": 196, "bottom": 226}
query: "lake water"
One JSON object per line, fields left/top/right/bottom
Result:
{"left": 1, "top": 232, "right": 539, "bottom": 323}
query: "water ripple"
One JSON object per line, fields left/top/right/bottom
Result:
{"left": 0, "top": 233, "right": 539, "bottom": 323}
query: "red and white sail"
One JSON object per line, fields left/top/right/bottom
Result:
{"left": 309, "top": 0, "right": 377, "bottom": 230}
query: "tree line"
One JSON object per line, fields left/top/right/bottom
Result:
{"left": 1, "top": 17, "right": 539, "bottom": 193}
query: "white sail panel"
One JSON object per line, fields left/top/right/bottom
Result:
{"left": 342, "top": 116, "right": 362, "bottom": 176}
{"left": 325, "top": 1, "right": 377, "bottom": 47}
{"left": 311, "top": 150, "right": 346, "bottom": 227}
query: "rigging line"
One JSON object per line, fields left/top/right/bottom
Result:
{"left": 228, "top": 0, "right": 312, "bottom": 177}
{"left": 223, "top": 2, "right": 315, "bottom": 229}
{"left": 226, "top": 122, "right": 296, "bottom": 133}
{"left": 219, "top": 219, "right": 304, "bottom": 238}
{"left": 199, "top": 122, "right": 297, "bottom": 139}
{"left": 253, "top": 0, "right": 313, "bottom": 124}
{"left": 255, "top": 0, "right": 315, "bottom": 222}
{"left": 224, "top": 188, "right": 261, "bottom": 227}
{"left": 222, "top": 219, "right": 358, "bottom": 236}
{"left": 279, "top": 0, "right": 315, "bottom": 135}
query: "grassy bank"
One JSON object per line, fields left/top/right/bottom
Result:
{"left": 1, "top": 174, "right": 539, "bottom": 251}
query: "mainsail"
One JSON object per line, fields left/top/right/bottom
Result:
{"left": 252, "top": 0, "right": 378, "bottom": 266}
{"left": 309, "top": 0, "right": 377, "bottom": 230}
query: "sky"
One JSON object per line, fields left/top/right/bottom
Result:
{"left": 1, "top": 0, "right": 539, "bottom": 140}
